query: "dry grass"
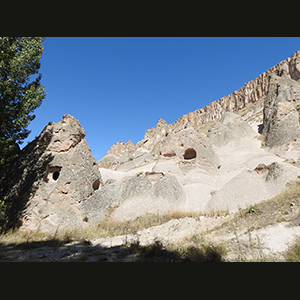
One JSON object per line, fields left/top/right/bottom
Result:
{"left": 211, "top": 182, "right": 300, "bottom": 236}
{"left": 195, "top": 182, "right": 300, "bottom": 261}
{"left": 0, "top": 210, "right": 212, "bottom": 247}
{"left": 60, "top": 210, "right": 208, "bottom": 241}
{"left": 285, "top": 236, "right": 300, "bottom": 262}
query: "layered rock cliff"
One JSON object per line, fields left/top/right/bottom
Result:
{"left": 100, "top": 50, "right": 300, "bottom": 164}
{"left": 171, "top": 50, "right": 300, "bottom": 132}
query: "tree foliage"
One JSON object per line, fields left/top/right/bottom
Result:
{"left": 0, "top": 37, "right": 46, "bottom": 168}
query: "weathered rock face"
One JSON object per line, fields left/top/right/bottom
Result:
{"left": 172, "top": 50, "right": 300, "bottom": 132}
{"left": 154, "top": 127, "right": 220, "bottom": 175}
{"left": 205, "top": 161, "right": 300, "bottom": 213}
{"left": 263, "top": 74, "right": 300, "bottom": 148}
{"left": 46, "top": 114, "right": 86, "bottom": 152}
{"left": 207, "top": 112, "right": 257, "bottom": 147}
{"left": 0, "top": 114, "right": 103, "bottom": 233}
{"left": 80, "top": 168, "right": 186, "bottom": 222}
{"left": 110, "top": 172, "right": 186, "bottom": 221}
{"left": 136, "top": 118, "right": 170, "bottom": 153}
{"left": 97, "top": 118, "right": 170, "bottom": 170}
{"left": 106, "top": 140, "right": 135, "bottom": 157}
{"left": 94, "top": 50, "right": 300, "bottom": 220}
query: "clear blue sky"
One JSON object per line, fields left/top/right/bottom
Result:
{"left": 23, "top": 37, "right": 300, "bottom": 160}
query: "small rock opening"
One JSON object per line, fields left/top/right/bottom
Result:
{"left": 183, "top": 148, "right": 197, "bottom": 160}
{"left": 43, "top": 166, "right": 62, "bottom": 183}
{"left": 92, "top": 179, "right": 100, "bottom": 190}
{"left": 53, "top": 171, "right": 60, "bottom": 181}
{"left": 163, "top": 152, "right": 176, "bottom": 157}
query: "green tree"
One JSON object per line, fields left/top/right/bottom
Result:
{"left": 0, "top": 37, "right": 46, "bottom": 168}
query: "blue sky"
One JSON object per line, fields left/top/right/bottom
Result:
{"left": 23, "top": 37, "right": 300, "bottom": 160}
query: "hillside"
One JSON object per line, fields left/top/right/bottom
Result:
{"left": 1, "top": 50, "right": 300, "bottom": 261}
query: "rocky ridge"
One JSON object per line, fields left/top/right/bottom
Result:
{"left": 100, "top": 50, "right": 300, "bottom": 165}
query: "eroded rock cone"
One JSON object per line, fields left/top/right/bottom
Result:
{"left": 0, "top": 114, "right": 102, "bottom": 233}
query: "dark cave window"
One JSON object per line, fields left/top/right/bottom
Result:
{"left": 53, "top": 171, "right": 60, "bottom": 181}
{"left": 92, "top": 179, "right": 100, "bottom": 190}
{"left": 183, "top": 148, "right": 197, "bottom": 160}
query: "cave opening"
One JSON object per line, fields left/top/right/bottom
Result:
{"left": 53, "top": 171, "right": 60, "bottom": 181}
{"left": 183, "top": 148, "right": 197, "bottom": 160}
{"left": 92, "top": 179, "right": 100, "bottom": 190}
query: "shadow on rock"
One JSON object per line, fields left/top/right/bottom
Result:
{"left": 0, "top": 126, "right": 54, "bottom": 231}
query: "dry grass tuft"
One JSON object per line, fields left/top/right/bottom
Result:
{"left": 285, "top": 236, "right": 300, "bottom": 262}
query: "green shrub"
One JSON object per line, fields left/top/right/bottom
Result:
{"left": 248, "top": 206, "right": 261, "bottom": 215}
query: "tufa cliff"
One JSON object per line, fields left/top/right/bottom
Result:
{"left": 99, "top": 50, "right": 300, "bottom": 167}
{"left": 95, "top": 50, "right": 300, "bottom": 220}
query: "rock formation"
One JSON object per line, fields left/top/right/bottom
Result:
{"left": 263, "top": 73, "right": 300, "bottom": 148}
{"left": 2, "top": 50, "right": 300, "bottom": 234}
{"left": 96, "top": 50, "right": 300, "bottom": 219}
{"left": 0, "top": 114, "right": 102, "bottom": 233}
{"left": 106, "top": 140, "right": 135, "bottom": 156}
{"left": 171, "top": 49, "right": 300, "bottom": 132}
{"left": 207, "top": 112, "right": 257, "bottom": 147}
{"left": 99, "top": 50, "right": 300, "bottom": 168}
{"left": 153, "top": 126, "right": 219, "bottom": 175}
{"left": 110, "top": 172, "right": 185, "bottom": 220}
